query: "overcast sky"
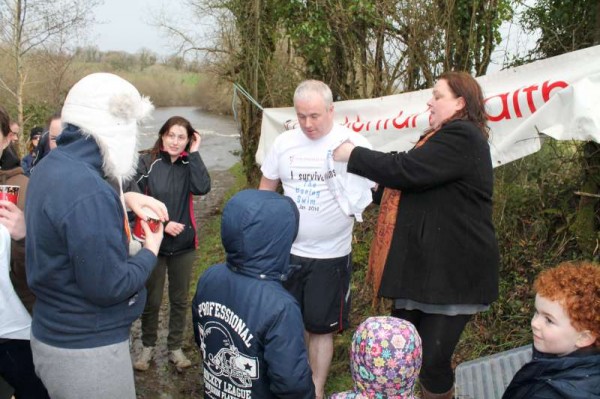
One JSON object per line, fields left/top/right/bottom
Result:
{"left": 90, "top": 0, "right": 177, "bottom": 56}
{"left": 89, "top": 0, "right": 534, "bottom": 72}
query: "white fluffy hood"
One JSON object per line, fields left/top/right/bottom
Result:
{"left": 61, "top": 73, "right": 154, "bottom": 181}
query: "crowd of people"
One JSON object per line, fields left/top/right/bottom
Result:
{"left": 0, "top": 72, "right": 598, "bottom": 399}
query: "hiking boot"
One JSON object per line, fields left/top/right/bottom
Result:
{"left": 168, "top": 348, "right": 192, "bottom": 369}
{"left": 133, "top": 346, "right": 154, "bottom": 371}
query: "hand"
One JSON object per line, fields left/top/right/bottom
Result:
{"left": 333, "top": 141, "right": 356, "bottom": 162}
{"left": 189, "top": 131, "right": 201, "bottom": 153}
{"left": 141, "top": 219, "right": 164, "bottom": 256}
{"left": 164, "top": 221, "right": 185, "bottom": 237}
{"left": 0, "top": 200, "right": 26, "bottom": 240}
{"left": 123, "top": 192, "right": 168, "bottom": 222}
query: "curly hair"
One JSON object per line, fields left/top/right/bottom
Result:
{"left": 534, "top": 261, "right": 600, "bottom": 347}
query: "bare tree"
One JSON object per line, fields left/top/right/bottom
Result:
{"left": 0, "top": 0, "right": 101, "bottom": 127}
{"left": 154, "top": 0, "right": 513, "bottom": 179}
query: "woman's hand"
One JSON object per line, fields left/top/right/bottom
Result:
{"left": 164, "top": 221, "right": 185, "bottom": 237}
{"left": 333, "top": 141, "right": 356, "bottom": 162}
{"left": 0, "top": 200, "right": 25, "bottom": 240}
{"left": 140, "top": 219, "right": 164, "bottom": 256}
{"left": 189, "top": 131, "right": 202, "bottom": 153}
{"left": 124, "top": 192, "right": 169, "bottom": 222}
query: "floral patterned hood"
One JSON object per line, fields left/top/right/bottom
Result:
{"left": 331, "top": 316, "right": 422, "bottom": 399}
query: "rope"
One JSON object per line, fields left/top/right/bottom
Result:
{"left": 232, "top": 83, "right": 264, "bottom": 132}
{"left": 232, "top": 83, "right": 264, "bottom": 111}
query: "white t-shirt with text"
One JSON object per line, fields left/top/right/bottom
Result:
{"left": 261, "top": 125, "right": 355, "bottom": 258}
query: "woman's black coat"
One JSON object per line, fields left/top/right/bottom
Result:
{"left": 347, "top": 119, "right": 500, "bottom": 305}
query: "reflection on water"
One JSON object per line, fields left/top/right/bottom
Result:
{"left": 140, "top": 106, "right": 241, "bottom": 171}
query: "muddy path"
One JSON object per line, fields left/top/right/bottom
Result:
{"left": 130, "top": 169, "right": 237, "bottom": 399}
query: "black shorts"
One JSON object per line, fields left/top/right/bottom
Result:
{"left": 283, "top": 253, "right": 352, "bottom": 334}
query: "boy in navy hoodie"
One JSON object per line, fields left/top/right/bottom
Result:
{"left": 192, "top": 189, "right": 315, "bottom": 398}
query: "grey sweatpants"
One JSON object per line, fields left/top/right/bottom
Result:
{"left": 31, "top": 335, "right": 135, "bottom": 399}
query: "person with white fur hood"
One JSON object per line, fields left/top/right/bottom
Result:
{"left": 25, "top": 73, "right": 167, "bottom": 399}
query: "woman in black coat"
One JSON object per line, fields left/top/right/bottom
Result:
{"left": 333, "top": 71, "right": 500, "bottom": 399}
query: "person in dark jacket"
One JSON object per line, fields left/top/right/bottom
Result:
{"left": 503, "top": 261, "right": 600, "bottom": 399}
{"left": 0, "top": 118, "right": 33, "bottom": 315}
{"left": 20, "top": 126, "right": 42, "bottom": 176}
{"left": 134, "top": 116, "right": 211, "bottom": 370}
{"left": 333, "top": 71, "right": 500, "bottom": 399}
{"left": 0, "top": 104, "right": 49, "bottom": 398}
{"left": 192, "top": 189, "right": 315, "bottom": 399}
{"left": 25, "top": 73, "right": 167, "bottom": 399}
{"left": 30, "top": 112, "right": 61, "bottom": 172}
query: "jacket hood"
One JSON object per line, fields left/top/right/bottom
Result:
{"left": 221, "top": 189, "right": 299, "bottom": 281}
{"left": 341, "top": 316, "right": 422, "bottom": 399}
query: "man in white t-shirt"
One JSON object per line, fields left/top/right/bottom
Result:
{"left": 259, "top": 80, "right": 358, "bottom": 398}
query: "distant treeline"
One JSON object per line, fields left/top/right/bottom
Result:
{"left": 0, "top": 45, "right": 231, "bottom": 139}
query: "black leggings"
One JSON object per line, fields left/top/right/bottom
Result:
{"left": 392, "top": 307, "right": 471, "bottom": 394}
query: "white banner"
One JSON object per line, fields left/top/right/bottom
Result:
{"left": 257, "top": 45, "right": 600, "bottom": 167}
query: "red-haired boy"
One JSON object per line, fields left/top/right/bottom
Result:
{"left": 503, "top": 261, "right": 599, "bottom": 398}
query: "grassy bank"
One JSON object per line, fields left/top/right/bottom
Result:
{"left": 192, "top": 163, "right": 248, "bottom": 284}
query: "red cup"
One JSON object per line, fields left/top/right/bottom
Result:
{"left": 0, "top": 185, "right": 19, "bottom": 205}
{"left": 132, "top": 207, "right": 160, "bottom": 242}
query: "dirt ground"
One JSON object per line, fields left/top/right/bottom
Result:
{"left": 130, "top": 169, "right": 237, "bottom": 399}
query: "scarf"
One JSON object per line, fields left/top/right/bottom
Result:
{"left": 367, "top": 130, "right": 438, "bottom": 304}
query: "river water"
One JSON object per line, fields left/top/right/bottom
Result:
{"left": 139, "top": 106, "right": 241, "bottom": 171}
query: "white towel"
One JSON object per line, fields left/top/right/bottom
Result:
{"left": 326, "top": 133, "right": 376, "bottom": 222}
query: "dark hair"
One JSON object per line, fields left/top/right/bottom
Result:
{"left": 27, "top": 126, "right": 43, "bottom": 152}
{"left": 0, "top": 106, "right": 10, "bottom": 138}
{"left": 439, "top": 71, "right": 489, "bottom": 138}
{"left": 45, "top": 111, "right": 61, "bottom": 131}
{"left": 46, "top": 111, "right": 61, "bottom": 126}
{"left": 149, "top": 116, "right": 195, "bottom": 160}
